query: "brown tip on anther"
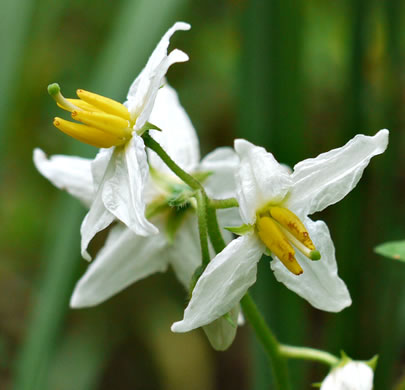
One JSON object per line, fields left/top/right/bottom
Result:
{"left": 53, "top": 119, "right": 60, "bottom": 126}
{"left": 297, "top": 270, "right": 303, "bottom": 276}
{"left": 71, "top": 111, "right": 78, "bottom": 117}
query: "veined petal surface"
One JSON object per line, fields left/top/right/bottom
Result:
{"left": 271, "top": 217, "right": 351, "bottom": 312}
{"left": 148, "top": 84, "right": 200, "bottom": 174}
{"left": 200, "top": 147, "right": 239, "bottom": 199}
{"left": 321, "top": 362, "right": 373, "bottom": 390}
{"left": 71, "top": 223, "right": 168, "bottom": 308}
{"left": 171, "top": 234, "right": 264, "bottom": 332}
{"left": 102, "top": 136, "right": 158, "bottom": 237}
{"left": 33, "top": 148, "right": 94, "bottom": 207}
{"left": 125, "top": 22, "right": 190, "bottom": 129}
{"left": 234, "top": 139, "right": 292, "bottom": 225}
{"left": 286, "top": 129, "right": 389, "bottom": 217}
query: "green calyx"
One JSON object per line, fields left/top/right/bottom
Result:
{"left": 225, "top": 224, "right": 254, "bottom": 235}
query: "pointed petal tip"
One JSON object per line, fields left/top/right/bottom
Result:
{"left": 173, "top": 21, "right": 191, "bottom": 31}
{"left": 169, "top": 49, "right": 189, "bottom": 63}
{"left": 171, "top": 321, "right": 186, "bottom": 333}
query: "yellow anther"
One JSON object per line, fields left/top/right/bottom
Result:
{"left": 53, "top": 117, "right": 125, "bottom": 148}
{"left": 76, "top": 89, "right": 131, "bottom": 121}
{"left": 57, "top": 99, "right": 102, "bottom": 113}
{"left": 71, "top": 110, "right": 132, "bottom": 139}
{"left": 257, "top": 216, "right": 303, "bottom": 275}
{"left": 269, "top": 206, "right": 315, "bottom": 251}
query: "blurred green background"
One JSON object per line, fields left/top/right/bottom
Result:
{"left": 1, "top": 0, "right": 404, "bottom": 389}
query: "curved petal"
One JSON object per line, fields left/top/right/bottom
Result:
{"left": 234, "top": 139, "right": 292, "bottom": 225}
{"left": 286, "top": 129, "right": 389, "bottom": 217}
{"left": 91, "top": 148, "right": 114, "bottom": 188}
{"left": 321, "top": 362, "right": 373, "bottom": 390}
{"left": 199, "top": 147, "right": 239, "bottom": 199}
{"left": 102, "top": 136, "right": 158, "bottom": 236}
{"left": 270, "top": 218, "right": 351, "bottom": 312}
{"left": 148, "top": 84, "right": 200, "bottom": 174}
{"left": 125, "top": 22, "right": 190, "bottom": 129}
{"left": 80, "top": 154, "right": 117, "bottom": 261}
{"left": 71, "top": 223, "right": 168, "bottom": 308}
{"left": 171, "top": 234, "right": 264, "bottom": 332}
{"left": 202, "top": 305, "right": 239, "bottom": 351}
{"left": 168, "top": 215, "right": 202, "bottom": 289}
{"left": 33, "top": 148, "right": 94, "bottom": 207}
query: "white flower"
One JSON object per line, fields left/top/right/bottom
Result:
{"left": 34, "top": 84, "right": 240, "bottom": 350}
{"left": 321, "top": 362, "right": 374, "bottom": 390}
{"left": 171, "top": 130, "right": 389, "bottom": 333}
{"left": 46, "top": 22, "right": 190, "bottom": 260}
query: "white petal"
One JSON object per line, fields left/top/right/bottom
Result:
{"left": 286, "top": 129, "right": 389, "bottom": 217}
{"left": 171, "top": 234, "right": 264, "bottom": 332}
{"left": 199, "top": 147, "right": 239, "bottom": 199}
{"left": 202, "top": 305, "right": 239, "bottom": 351}
{"left": 91, "top": 148, "right": 114, "bottom": 188}
{"left": 321, "top": 362, "right": 374, "bottom": 390}
{"left": 102, "top": 136, "right": 158, "bottom": 236}
{"left": 80, "top": 154, "right": 117, "bottom": 261}
{"left": 33, "top": 148, "right": 94, "bottom": 207}
{"left": 125, "top": 22, "right": 190, "bottom": 129}
{"left": 168, "top": 215, "right": 202, "bottom": 289}
{"left": 71, "top": 223, "right": 168, "bottom": 308}
{"left": 147, "top": 84, "right": 200, "bottom": 173}
{"left": 234, "top": 139, "right": 293, "bottom": 225}
{"left": 271, "top": 217, "right": 351, "bottom": 312}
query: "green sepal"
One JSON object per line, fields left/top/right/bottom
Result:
{"left": 165, "top": 207, "right": 189, "bottom": 244}
{"left": 192, "top": 170, "right": 213, "bottom": 183}
{"left": 338, "top": 350, "right": 351, "bottom": 367}
{"left": 145, "top": 197, "right": 169, "bottom": 219}
{"left": 311, "top": 383, "right": 322, "bottom": 388}
{"left": 139, "top": 123, "right": 162, "bottom": 137}
{"left": 374, "top": 240, "right": 405, "bottom": 262}
{"left": 167, "top": 189, "right": 194, "bottom": 208}
{"left": 225, "top": 224, "right": 254, "bottom": 235}
{"left": 366, "top": 355, "right": 379, "bottom": 371}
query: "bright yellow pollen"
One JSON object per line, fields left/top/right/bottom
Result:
{"left": 49, "top": 84, "right": 132, "bottom": 148}
{"left": 256, "top": 206, "right": 320, "bottom": 275}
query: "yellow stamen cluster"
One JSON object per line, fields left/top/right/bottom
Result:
{"left": 48, "top": 83, "right": 133, "bottom": 148}
{"left": 256, "top": 206, "right": 320, "bottom": 275}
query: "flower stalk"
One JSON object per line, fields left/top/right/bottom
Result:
{"left": 279, "top": 345, "right": 339, "bottom": 366}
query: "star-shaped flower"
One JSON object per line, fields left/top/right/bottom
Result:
{"left": 171, "top": 130, "right": 389, "bottom": 334}
{"left": 46, "top": 22, "right": 190, "bottom": 260}
{"left": 35, "top": 83, "right": 240, "bottom": 350}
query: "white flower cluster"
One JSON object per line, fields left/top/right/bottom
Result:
{"left": 34, "top": 21, "right": 388, "bottom": 360}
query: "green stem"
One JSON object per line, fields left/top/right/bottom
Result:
{"left": 195, "top": 190, "right": 210, "bottom": 267}
{"left": 279, "top": 345, "right": 339, "bottom": 366}
{"left": 206, "top": 205, "right": 227, "bottom": 253}
{"left": 240, "top": 294, "right": 291, "bottom": 390}
{"left": 143, "top": 132, "right": 202, "bottom": 191}
{"left": 210, "top": 197, "right": 239, "bottom": 209}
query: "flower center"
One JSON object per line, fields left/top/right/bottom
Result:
{"left": 256, "top": 206, "right": 321, "bottom": 275}
{"left": 48, "top": 83, "right": 133, "bottom": 148}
